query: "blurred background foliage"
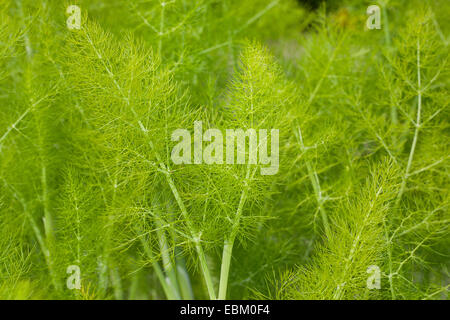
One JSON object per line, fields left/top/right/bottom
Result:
{"left": 0, "top": 0, "right": 448, "bottom": 299}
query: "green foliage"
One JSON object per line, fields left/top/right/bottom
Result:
{"left": 0, "top": 0, "right": 448, "bottom": 300}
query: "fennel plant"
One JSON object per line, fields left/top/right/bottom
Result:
{"left": 0, "top": 0, "right": 448, "bottom": 300}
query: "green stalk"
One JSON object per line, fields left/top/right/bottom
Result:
{"left": 175, "top": 248, "right": 194, "bottom": 299}
{"left": 155, "top": 217, "right": 181, "bottom": 299}
{"left": 155, "top": 210, "right": 194, "bottom": 299}
{"left": 15, "top": 0, "right": 60, "bottom": 291}
{"left": 110, "top": 267, "right": 123, "bottom": 300}
{"left": 218, "top": 239, "right": 234, "bottom": 300}
{"left": 139, "top": 229, "right": 179, "bottom": 299}
{"left": 333, "top": 186, "right": 383, "bottom": 299}
{"left": 4, "top": 182, "right": 59, "bottom": 289}
{"left": 384, "top": 222, "right": 396, "bottom": 299}
{"left": 296, "top": 126, "right": 331, "bottom": 239}
{"left": 396, "top": 40, "right": 422, "bottom": 207}
{"left": 84, "top": 30, "right": 215, "bottom": 299}
{"left": 293, "top": 35, "right": 344, "bottom": 240}
{"left": 155, "top": 146, "right": 216, "bottom": 299}
{"left": 218, "top": 166, "right": 253, "bottom": 300}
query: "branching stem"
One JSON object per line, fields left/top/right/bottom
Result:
{"left": 296, "top": 126, "right": 331, "bottom": 239}
{"left": 218, "top": 166, "right": 255, "bottom": 300}
{"left": 396, "top": 40, "right": 422, "bottom": 207}
{"left": 84, "top": 28, "right": 216, "bottom": 299}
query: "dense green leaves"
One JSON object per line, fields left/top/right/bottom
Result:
{"left": 0, "top": 0, "right": 448, "bottom": 300}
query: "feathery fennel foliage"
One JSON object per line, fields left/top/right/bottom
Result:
{"left": 0, "top": 0, "right": 448, "bottom": 300}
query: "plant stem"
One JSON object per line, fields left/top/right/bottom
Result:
{"left": 218, "top": 238, "right": 234, "bottom": 299}
{"left": 148, "top": 139, "right": 216, "bottom": 299}
{"left": 383, "top": 221, "right": 396, "bottom": 299}
{"left": 110, "top": 266, "right": 123, "bottom": 300}
{"left": 161, "top": 163, "right": 217, "bottom": 299}
{"left": 155, "top": 217, "right": 181, "bottom": 299}
{"left": 291, "top": 34, "right": 344, "bottom": 241}
{"left": 84, "top": 29, "right": 216, "bottom": 299}
{"left": 296, "top": 126, "right": 331, "bottom": 239}
{"left": 145, "top": 136, "right": 216, "bottom": 299}
{"left": 333, "top": 186, "right": 383, "bottom": 299}
{"left": 396, "top": 39, "right": 422, "bottom": 207}
{"left": 218, "top": 166, "right": 253, "bottom": 300}
{"left": 139, "top": 229, "right": 179, "bottom": 299}
{"left": 175, "top": 253, "right": 194, "bottom": 299}
{"left": 16, "top": 0, "right": 59, "bottom": 291}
